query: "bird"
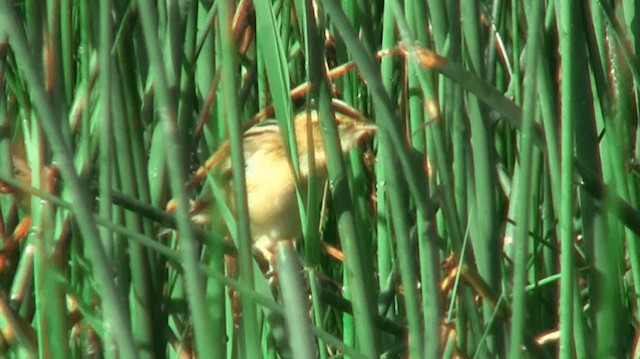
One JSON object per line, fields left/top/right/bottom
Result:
{"left": 169, "top": 109, "right": 376, "bottom": 264}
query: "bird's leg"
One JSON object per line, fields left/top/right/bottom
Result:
{"left": 252, "top": 235, "right": 280, "bottom": 282}
{"left": 252, "top": 236, "right": 300, "bottom": 288}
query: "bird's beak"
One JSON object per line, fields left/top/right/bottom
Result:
{"left": 338, "top": 122, "right": 377, "bottom": 152}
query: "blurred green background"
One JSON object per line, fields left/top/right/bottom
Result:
{"left": 1, "top": 0, "right": 640, "bottom": 358}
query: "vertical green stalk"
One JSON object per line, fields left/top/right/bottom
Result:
{"left": 98, "top": 0, "right": 114, "bottom": 266}
{"left": 308, "top": 269, "right": 329, "bottom": 359}
{"left": 0, "top": 2, "right": 138, "bottom": 357}
{"left": 459, "top": 2, "right": 501, "bottom": 353}
{"left": 322, "top": 1, "right": 443, "bottom": 356}
{"left": 536, "top": 45, "right": 561, "bottom": 210}
{"left": 510, "top": 0, "right": 521, "bottom": 104}
{"left": 177, "top": 0, "right": 199, "bottom": 151}
{"left": 276, "top": 242, "right": 317, "bottom": 358}
{"left": 109, "top": 22, "right": 158, "bottom": 359}
{"left": 0, "top": 52, "right": 10, "bottom": 210}
{"left": 317, "top": 81, "right": 379, "bottom": 358}
{"left": 558, "top": 0, "right": 578, "bottom": 356}
{"left": 332, "top": 0, "right": 358, "bottom": 348}
{"left": 322, "top": 0, "right": 436, "bottom": 230}
{"left": 448, "top": 1, "right": 468, "bottom": 239}
{"left": 509, "top": 2, "right": 542, "bottom": 356}
{"left": 572, "top": 278, "right": 588, "bottom": 358}
{"left": 427, "top": 0, "right": 448, "bottom": 52}
{"left": 376, "top": 0, "right": 395, "bottom": 312}
{"left": 60, "top": 0, "right": 74, "bottom": 102}
{"left": 218, "top": 0, "right": 260, "bottom": 357}
{"left": 293, "top": 0, "right": 322, "bottom": 269}
{"left": 135, "top": 0, "right": 215, "bottom": 357}
{"left": 20, "top": 3, "right": 68, "bottom": 358}
{"left": 193, "top": 4, "right": 228, "bottom": 359}
{"left": 403, "top": 4, "right": 427, "bottom": 357}
{"left": 389, "top": 6, "right": 447, "bottom": 358}
{"left": 312, "top": 3, "right": 379, "bottom": 356}
{"left": 460, "top": 1, "right": 483, "bottom": 77}
{"left": 254, "top": 0, "right": 295, "bottom": 161}
{"left": 384, "top": 141, "right": 425, "bottom": 359}
{"left": 584, "top": 5, "right": 629, "bottom": 354}
{"left": 97, "top": 2, "right": 125, "bottom": 355}
{"left": 45, "top": 0, "right": 68, "bottom": 112}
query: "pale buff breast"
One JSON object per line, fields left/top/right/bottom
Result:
{"left": 243, "top": 148, "right": 302, "bottom": 241}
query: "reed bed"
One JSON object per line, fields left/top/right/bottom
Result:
{"left": 1, "top": 0, "right": 639, "bottom": 357}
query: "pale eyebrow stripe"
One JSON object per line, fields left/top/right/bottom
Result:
{"left": 243, "top": 126, "right": 279, "bottom": 138}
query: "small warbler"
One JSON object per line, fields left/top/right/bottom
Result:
{"left": 172, "top": 110, "right": 376, "bottom": 261}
